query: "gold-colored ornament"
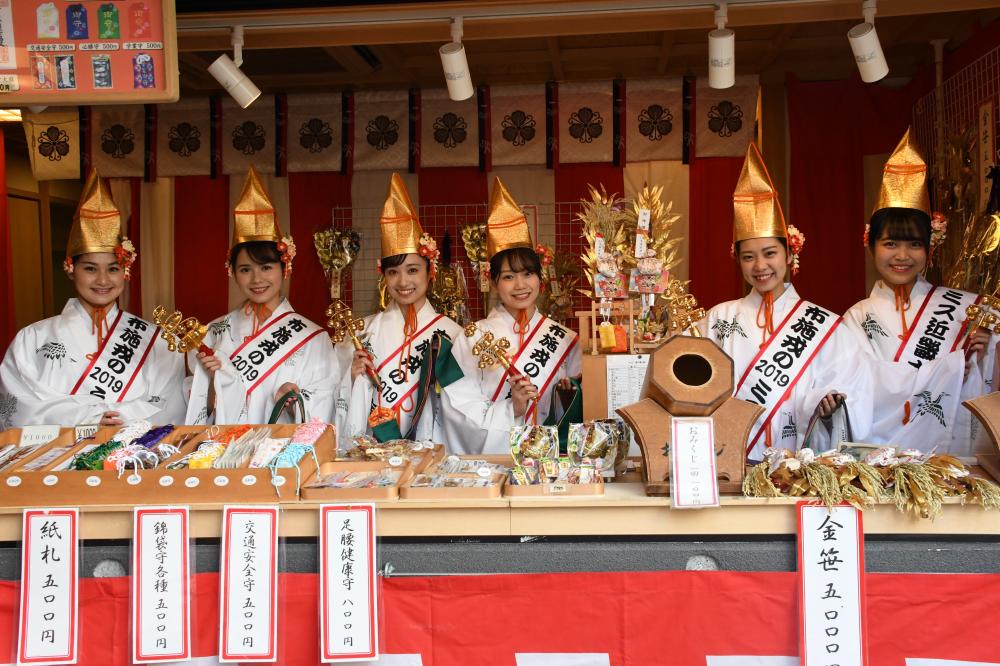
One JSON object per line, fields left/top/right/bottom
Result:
{"left": 67, "top": 167, "right": 123, "bottom": 257}
{"left": 625, "top": 183, "right": 683, "bottom": 275}
{"left": 464, "top": 323, "right": 514, "bottom": 372}
{"left": 485, "top": 177, "right": 533, "bottom": 259}
{"left": 232, "top": 167, "right": 284, "bottom": 248}
{"left": 536, "top": 243, "right": 581, "bottom": 325}
{"left": 380, "top": 172, "right": 423, "bottom": 258}
{"left": 151, "top": 305, "right": 210, "bottom": 354}
{"left": 313, "top": 228, "right": 361, "bottom": 299}
{"left": 326, "top": 299, "right": 378, "bottom": 385}
{"left": 578, "top": 184, "right": 634, "bottom": 297}
{"left": 431, "top": 263, "right": 471, "bottom": 325}
{"left": 733, "top": 143, "right": 787, "bottom": 243}
{"left": 966, "top": 294, "right": 1000, "bottom": 339}
{"left": 872, "top": 127, "right": 931, "bottom": 220}
{"left": 662, "top": 279, "right": 704, "bottom": 337}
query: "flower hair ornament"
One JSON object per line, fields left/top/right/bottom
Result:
{"left": 417, "top": 232, "right": 440, "bottom": 280}
{"left": 928, "top": 212, "right": 947, "bottom": 267}
{"left": 786, "top": 225, "right": 805, "bottom": 275}
{"left": 277, "top": 234, "right": 296, "bottom": 278}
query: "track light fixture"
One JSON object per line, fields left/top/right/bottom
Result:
{"left": 440, "top": 17, "right": 474, "bottom": 101}
{"left": 208, "top": 25, "right": 262, "bottom": 109}
{"left": 708, "top": 2, "right": 735, "bottom": 90}
{"left": 848, "top": 0, "right": 888, "bottom": 83}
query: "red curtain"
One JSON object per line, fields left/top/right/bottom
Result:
{"left": 127, "top": 178, "right": 142, "bottom": 314}
{"left": 688, "top": 156, "right": 745, "bottom": 309}
{"left": 173, "top": 176, "right": 231, "bottom": 324}
{"left": 787, "top": 75, "right": 914, "bottom": 315}
{"left": 418, "top": 167, "right": 489, "bottom": 319}
{"left": 0, "top": 127, "right": 15, "bottom": 354}
{"left": 287, "top": 171, "right": 352, "bottom": 326}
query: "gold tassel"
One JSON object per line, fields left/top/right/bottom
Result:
{"left": 967, "top": 476, "right": 1000, "bottom": 510}
{"left": 742, "top": 462, "right": 783, "bottom": 497}
{"left": 846, "top": 462, "right": 890, "bottom": 503}
{"left": 893, "top": 463, "right": 944, "bottom": 520}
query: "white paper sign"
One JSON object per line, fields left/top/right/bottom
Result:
{"left": 605, "top": 354, "right": 649, "bottom": 455}
{"left": 219, "top": 506, "right": 278, "bottom": 663}
{"left": 0, "top": 0, "right": 16, "bottom": 71}
{"left": 18, "top": 508, "right": 79, "bottom": 665}
{"left": 19, "top": 425, "right": 62, "bottom": 447}
{"left": 669, "top": 417, "right": 719, "bottom": 509}
{"left": 132, "top": 507, "right": 191, "bottom": 663}
{"left": 798, "top": 503, "right": 867, "bottom": 666}
{"left": 978, "top": 101, "right": 995, "bottom": 214}
{"left": 320, "top": 504, "right": 378, "bottom": 662}
{"left": 73, "top": 425, "right": 99, "bottom": 442}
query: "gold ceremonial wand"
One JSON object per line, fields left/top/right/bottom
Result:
{"left": 663, "top": 280, "right": 705, "bottom": 337}
{"left": 965, "top": 294, "right": 1000, "bottom": 359}
{"left": 325, "top": 299, "right": 379, "bottom": 386}
{"left": 465, "top": 323, "right": 540, "bottom": 422}
{"left": 152, "top": 305, "right": 214, "bottom": 355}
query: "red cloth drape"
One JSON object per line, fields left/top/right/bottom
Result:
{"left": 127, "top": 178, "right": 142, "bottom": 314}
{"left": 787, "top": 75, "right": 914, "bottom": 315}
{"left": 418, "top": 167, "right": 489, "bottom": 319}
{"left": 287, "top": 171, "right": 352, "bottom": 326}
{"left": 0, "top": 127, "right": 15, "bottom": 354}
{"left": 173, "top": 176, "right": 230, "bottom": 324}
{"left": 688, "top": 156, "right": 745, "bottom": 309}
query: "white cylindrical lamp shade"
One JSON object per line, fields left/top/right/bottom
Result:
{"left": 208, "top": 53, "right": 262, "bottom": 109}
{"left": 848, "top": 22, "right": 889, "bottom": 83}
{"left": 708, "top": 28, "right": 735, "bottom": 89}
{"left": 439, "top": 41, "right": 474, "bottom": 101}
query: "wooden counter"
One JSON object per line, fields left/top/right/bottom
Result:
{"left": 0, "top": 483, "right": 996, "bottom": 540}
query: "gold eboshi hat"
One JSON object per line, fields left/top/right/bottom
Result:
{"left": 872, "top": 128, "right": 931, "bottom": 222}
{"left": 380, "top": 172, "right": 424, "bottom": 259}
{"left": 486, "top": 177, "right": 533, "bottom": 259}
{"left": 232, "top": 167, "right": 284, "bottom": 248}
{"left": 67, "top": 167, "right": 124, "bottom": 258}
{"left": 733, "top": 143, "right": 787, "bottom": 243}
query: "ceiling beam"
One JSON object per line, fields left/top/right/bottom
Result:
{"left": 655, "top": 32, "right": 675, "bottom": 75}
{"left": 757, "top": 23, "right": 797, "bottom": 71}
{"left": 177, "top": 0, "right": 1000, "bottom": 51}
{"left": 322, "top": 46, "right": 373, "bottom": 76}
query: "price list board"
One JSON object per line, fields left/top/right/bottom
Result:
{"left": 0, "top": 0, "right": 178, "bottom": 104}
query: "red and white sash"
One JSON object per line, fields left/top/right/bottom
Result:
{"left": 229, "top": 311, "right": 324, "bottom": 399}
{"left": 488, "top": 317, "right": 578, "bottom": 422}
{"left": 370, "top": 314, "right": 445, "bottom": 417}
{"left": 71, "top": 311, "right": 159, "bottom": 402}
{"left": 735, "top": 300, "right": 841, "bottom": 453}
{"left": 894, "top": 287, "right": 979, "bottom": 369}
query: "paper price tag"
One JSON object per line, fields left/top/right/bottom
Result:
{"left": 0, "top": 74, "right": 19, "bottom": 91}
{"left": 798, "top": 503, "right": 867, "bottom": 666}
{"left": 669, "top": 417, "right": 720, "bottom": 509}
{"left": 132, "top": 507, "right": 191, "bottom": 663}
{"left": 320, "top": 504, "right": 378, "bottom": 662}
{"left": 74, "top": 424, "right": 99, "bottom": 442}
{"left": 219, "top": 506, "right": 278, "bottom": 663}
{"left": 19, "top": 424, "right": 61, "bottom": 447}
{"left": 18, "top": 508, "right": 79, "bottom": 665}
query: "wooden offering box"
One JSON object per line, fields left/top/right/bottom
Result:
{"left": 0, "top": 424, "right": 336, "bottom": 506}
{"left": 300, "top": 459, "right": 415, "bottom": 501}
{"left": 503, "top": 478, "right": 605, "bottom": 497}
{"left": 400, "top": 455, "right": 510, "bottom": 500}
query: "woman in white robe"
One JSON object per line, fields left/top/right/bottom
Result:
{"left": 843, "top": 131, "right": 994, "bottom": 455}
{"left": 0, "top": 168, "right": 183, "bottom": 428}
{"left": 337, "top": 173, "right": 462, "bottom": 443}
{"left": 441, "top": 178, "right": 581, "bottom": 455}
{"left": 700, "top": 145, "right": 871, "bottom": 460}
{"left": 186, "top": 168, "right": 338, "bottom": 425}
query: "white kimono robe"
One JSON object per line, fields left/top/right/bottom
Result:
{"left": 441, "top": 305, "right": 582, "bottom": 455}
{"left": 844, "top": 276, "right": 997, "bottom": 455}
{"left": 701, "top": 284, "right": 873, "bottom": 460}
{"left": 336, "top": 300, "right": 463, "bottom": 444}
{"left": 0, "top": 298, "right": 184, "bottom": 428}
{"left": 185, "top": 299, "right": 339, "bottom": 425}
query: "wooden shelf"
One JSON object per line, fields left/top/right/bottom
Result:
{"left": 0, "top": 482, "right": 995, "bottom": 540}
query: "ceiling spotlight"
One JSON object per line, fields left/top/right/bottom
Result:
{"left": 708, "top": 2, "right": 735, "bottom": 90}
{"left": 848, "top": 0, "right": 888, "bottom": 83}
{"left": 208, "top": 25, "right": 262, "bottom": 109}
{"left": 440, "top": 17, "right": 474, "bottom": 101}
